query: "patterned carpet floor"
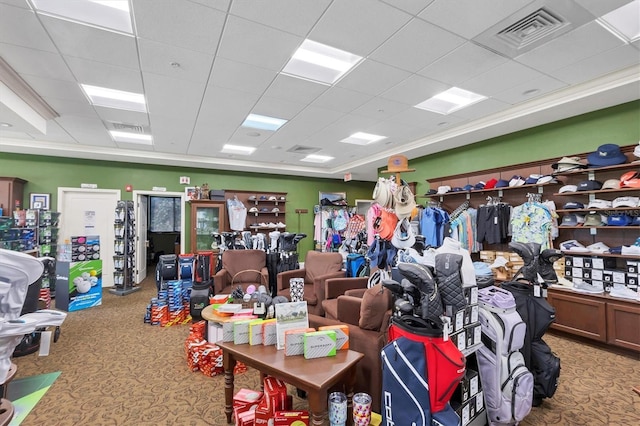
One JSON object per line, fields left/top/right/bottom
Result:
{"left": 10, "top": 276, "right": 640, "bottom": 426}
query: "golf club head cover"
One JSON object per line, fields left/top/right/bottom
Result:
{"left": 381, "top": 278, "right": 405, "bottom": 299}
{"left": 508, "top": 241, "right": 540, "bottom": 283}
{"left": 434, "top": 253, "right": 467, "bottom": 315}
{"left": 398, "top": 262, "right": 443, "bottom": 322}
{"left": 538, "top": 249, "right": 564, "bottom": 283}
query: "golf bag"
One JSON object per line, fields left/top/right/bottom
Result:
{"left": 195, "top": 251, "right": 214, "bottom": 283}
{"left": 384, "top": 315, "right": 465, "bottom": 422}
{"left": 346, "top": 253, "right": 369, "bottom": 278}
{"left": 502, "top": 281, "right": 560, "bottom": 405}
{"left": 476, "top": 286, "right": 534, "bottom": 425}
{"left": 178, "top": 254, "right": 195, "bottom": 280}
{"left": 156, "top": 254, "right": 177, "bottom": 290}
{"left": 189, "top": 280, "right": 211, "bottom": 321}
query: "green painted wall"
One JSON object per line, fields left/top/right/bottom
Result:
{"left": 405, "top": 100, "right": 640, "bottom": 195}
{"left": 0, "top": 155, "right": 373, "bottom": 257}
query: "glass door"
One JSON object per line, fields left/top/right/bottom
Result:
{"left": 194, "top": 205, "right": 220, "bottom": 251}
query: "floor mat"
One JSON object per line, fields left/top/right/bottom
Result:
{"left": 6, "top": 372, "right": 60, "bottom": 426}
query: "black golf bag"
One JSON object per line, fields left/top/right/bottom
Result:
{"left": 501, "top": 281, "right": 560, "bottom": 406}
{"left": 156, "top": 254, "right": 178, "bottom": 290}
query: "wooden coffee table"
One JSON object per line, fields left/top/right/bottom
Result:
{"left": 217, "top": 341, "right": 363, "bottom": 425}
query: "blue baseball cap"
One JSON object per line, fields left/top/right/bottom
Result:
{"left": 495, "top": 179, "right": 510, "bottom": 188}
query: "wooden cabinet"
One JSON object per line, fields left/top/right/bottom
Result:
{"left": 606, "top": 301, "right": 640, "bottom": 352}
{"left": 189, "top": 201, "right": 226, "bottom": 253}
{"left": 546, "top": 288, "right": 608, "bottom": 342}
{"left": 0, "top": 177, "right": 26, "bottom": 213}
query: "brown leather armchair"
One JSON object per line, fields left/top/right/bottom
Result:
{"left": 321, "top": 277, "right": 369, "bottom": 320}
{"left": 308, "top": 285, "right": 393, "bottom": 414}
{"left": 212, "top": 250, "right": 269, "bottom": 296}
{"left": 276, "top": 251, "right": 344, "bottom": 316}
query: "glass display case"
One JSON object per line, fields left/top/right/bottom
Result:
{"left": 189, "top": 201, "right": 226, "bottom": 253}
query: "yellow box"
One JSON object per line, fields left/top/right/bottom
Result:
{"left": 303, "top": 330, "right": 336, "bottom": 359}
{"left": 318, "top": 325, "right": 349, "bottom": 350}
{"left": 249, "top": 319, "right": 265, "bottom": 345}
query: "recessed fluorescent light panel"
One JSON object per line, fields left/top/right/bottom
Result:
{"left": 596, "top": 0, "right": 640, "bottom": 43}
{"left": 109, "top": 131, "right": 153, "bottom": 145}
{"left": 340, "top": 132, "right": 387, "bottom": 146}
{"left": 29, "top": 0, "right": 133, "bottom": 34}
{"left": 241, "top": 114, "right": 287, "bottom": 131}
{"left": 221, "top": 144, "right": 256, "bottom": 155}
{"left": 282, "top": 39, "right": 363, "bottom": 85}
{"left": 301, "top": 154, "right": 334, "bottom": 163}
{"left": 81, "top": 84, "right": 147, "bottom": 113}
{"left": 414, "top": 87, "right": 487, "bottom": 115}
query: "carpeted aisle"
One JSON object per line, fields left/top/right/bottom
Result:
{"left": 10, "top": 275, "right": 640, "bottom": 425}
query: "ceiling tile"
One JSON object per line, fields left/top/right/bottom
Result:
{"left": 387, "top": 105, "right": 458, "bottom": 128}
{"left": 0, "top": 1, "right": 30, "bottom": 8}
{"left": 311, "top": 86, "right": 373, "bottom": 114}
{"left": 21, "top": 74, "right": 85, "bottom": 102}
{"left": 210, "top": 57, "right": 277, "bottom": 95}
{"left": 265, "top": 105, "right": 343, "bottom": 144}
{"left": 381, "top": 74, "right": 449, "bottom": 105}
{"left": 380, "top": 0, "right": 435, "bottom": 15}
{"left": 133, "top": 0, "right": 226, "bottom": 53}
{"left": 251, "top": 96, "right": 306, "bottom": 121}
{"left": 549, "top": 44, "right": 640, "bottom": 85}
{"left": 0, "top": 43, "right": 75, "bottom": 81}
{"left": 351, "top": 97, "right": 412, "bottom": 120}
{"left": 55, "top": 115, "right": 114, "bottom": 147}
{"left": 217, "top": 15, "right": 303, "bottom": 71}
{"left": 228, "top": 127, "right": 273, "bottom": 146}
{"left": 230, "top": 0, "right": 331, "bottom": 36}
{"left": 450, "top": 98, "right": 511, "bottom": 121}
{"left": 138, "top": 38, "right": 214, "bottom": 83}
{"left": 186, "top": 0, "right": 231, "bottom": 12}
{"left": 0, "top": 130, "right": 34, "bottom": 140}
{"left": 515, "top": 21, "right": 626, "bottom": 74}
{"left": 95, "top": 107, "right": 150, "bottom": 127}
{"left": 460, "top": 61, "right": 546, "bottom": 97}
{"left": 308, "top": 114, "right": 380, "bottom": 145}
{"left": 143, "top": 72, "right": 206, "bottom": 120}
{"left": 147, "top": 115, "right": 194, "bottom": 154}
{"left": 492, "top": 75, "right": 567, "bottom": 105}
{"left": 42, "top": 97, "right": 96, "bottom": 118}
{"left": 369, "top": 18, "right": 465, "bottom": 73}
{"left": 417, "top": 42, "right": 507, "bottom": 86}
{"left": 116, "top": 141, "right": 155, "bottom": 152}
{"left": 262, "top": 74, "right": 328, "bottom": 105}
{"left": 196, "top": 85, "right": 261, "bottom": 130}
{"left": 64, "top": 56, "right": 144, "bottom": 93}
{"left": 0, "top": 4, "right": 57, "bottom": 52}
{"left": 419, "top": 0, "right": 534, "bottom": 39}
{"left": 336, "top": 60, "right": 412, "bottom": 97}
{"left": 309, "top": 0, "right": 412, "bottom": 56}
{"left": 574, "top": 0, "right": 633, "bottom": 17}
{"left": 32, "top": 120, "right": 76, "bottom": 143}
{"left": 40, "top": 15, "right": 139, "bottom": 69}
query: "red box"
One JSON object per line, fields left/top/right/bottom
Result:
{"left": 264, "top": 376, "right": 288, "bottom": 413}
{"left": 255, "top": 394, "right": 294, "bottom": 425}
{"left": 273, "top": 410, "right": 310, "bottom": 425}
{"left": 233, "top": 388, "right": 263, "bottom": 413}
{"left": 234, "top": 405, "right": 256, "bottom": 426}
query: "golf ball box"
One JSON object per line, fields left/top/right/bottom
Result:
{"left": 55, "top": 259, "right": 103, "bottom": 312}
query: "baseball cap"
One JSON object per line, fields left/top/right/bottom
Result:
{"left": 563, "top": 201, "right": 584, "bottom": 209}
{"left": 612, "top": 196, "right": 640, "bottom": 208}
{"left": 607, "top": 215, "right": 632, "bottom": 226}
{"left": 249, "top": 207, "right": 259, "bottom": 213}
{"left": 495, "top": 179, "right": 510, "bottom": 188}
{"left": 577, "top": 180, "right": 603, "bottom": 191}
{"left": 587, "top": 144, "right": 627, "bottom": 167}
{"left": 437, "top": 185, "right": 451, "bottom": 195}
{"left": 559, "top": 185, "right": 578, "bottom": 193}
{"left": 425, "top": 189, "right": 437, "bottom": 196}
{"left": 474, "top": 181, "right": 486, "bottom": 190}
{"left": 524, "top": 174, "right": 542, "bottom": 185}
{"left": 560, "top": 214, "right": 584, "bottom": 226}
{"left": 484, "top": 178, "right": 498, "bottom": 189}
{"left": 635, "top": 142, "right": 640, "bottom": 160}
{"left": 620, "top": 171, "right": 640, "bottom": 188}
{"left": 509, "top": 175, "right": 526, "bottom": 187}
{"left": 551, "top": 156, "right": 587, "bottom": 172}
{"left": 584, "top": 213, "right": 606, "bottom": 227}
{"left": 601, "top": 179, "right": 621, "bottom": 190}
{"left": 463, "top": 184, "right": 474, "bottom": 191}
{"left": 586, "top": 199, "right": 612, "bottom": 209}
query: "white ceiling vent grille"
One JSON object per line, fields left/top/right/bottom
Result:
{"left": 110, "top": 122, "right": 146, "bottom": 133}
{"left": 473, "top": 1, "right": 595, "bottom": 58}
{"left": 496, "top": 8, "right": 567, "bottom": 49}
{"left": 286, "top": 145, "right": 321, "bottom": 155}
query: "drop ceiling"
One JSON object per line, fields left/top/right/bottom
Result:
{"left": 0, "top": 0, "right": 638, "bottom": 181}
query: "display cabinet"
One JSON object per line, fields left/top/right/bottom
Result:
{"left": 189, "top": 200, "right": 226, "bottom": 253}
{"left": 0, "top": 177, "right": 26, "bottom": 213}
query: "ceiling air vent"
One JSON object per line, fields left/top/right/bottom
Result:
{"left": 286, "top": 145, "right": 321, "bottom": 155}
{"left": 110, "top": 122, "right": 146, "bottom": 133}
{"left": 496, "top": 8, "right": 567, "bottom": 49}
{"left": 473, "top": 1, "right": 594, "bottom": 58}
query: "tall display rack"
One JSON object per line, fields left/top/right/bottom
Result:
{"left": 111, "top": 200, "right": 139, "bottom": 296}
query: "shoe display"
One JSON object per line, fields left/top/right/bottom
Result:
{"left": 559, "top": 240, "right": 589, "bottom": 253}
{"left": 275, "top": 222, "right": 286, "bottom": 229}
{"left": 609, "top": 285, "right": 640, "bottom": 301}
{"left": 621, "top": 245, "right": 640, "bottom": 256}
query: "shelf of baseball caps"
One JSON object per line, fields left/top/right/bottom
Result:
{"left": 225, "top": 190, "right": 288, "bottom": 232}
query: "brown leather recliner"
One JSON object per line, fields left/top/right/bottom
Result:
{"left": 321, "top": 277, "right": 369, "bottom": 320}
{"left": 308, "top": 284, "right": 393, "bottom": 414}
{"left": 212, "top": 250, "right": 269, "bottom": 296}
{"left": 276, "top": 251, "right": 345, "bottom": 316}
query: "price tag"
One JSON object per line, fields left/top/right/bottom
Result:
{"left": 534, "top": 285, "right": 541, "bottom": 297}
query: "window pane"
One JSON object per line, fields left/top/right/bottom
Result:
{"left": 150, "top": 197, "right": 178, "bottom": 232}
{"left": 173, "top": 199, "right": 181, "bottom": 232}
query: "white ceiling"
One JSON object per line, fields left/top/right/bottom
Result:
{"left": 0, "top": 0, "right": 638, "bottom": 181}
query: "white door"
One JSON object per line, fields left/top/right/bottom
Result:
{"left": 136, "top": 195, "right": 148, "bottom": 283}
{"left": 58, "top": 188, "right": 121, "bottom": 288}
{"left": 133, "top": 190, "right": 186, "bottom": 284}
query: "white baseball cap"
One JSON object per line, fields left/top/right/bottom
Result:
{"left": 586, "top": 199, "right": 612, "bottom": 209}
{"left": 559, "top": 185, "right": 578, "bottom": 193}
{"left": 612, "top": 196, "right": 640, "bottom": 208}
{"left": 437, "top": 185, "right": 451, "bottom": 195}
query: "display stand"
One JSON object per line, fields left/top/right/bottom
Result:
{"left": 55, "top": 259, "right": 103, "bottom": 311}
{"left": 110, "top": 200, "right": 140, "bottom": 296}
{"left": 381, "top": 154, "right": 415, "bottom": 183}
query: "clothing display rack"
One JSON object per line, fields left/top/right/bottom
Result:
{"left": 110, "top": 200, "right": 139, "bottom": 296}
